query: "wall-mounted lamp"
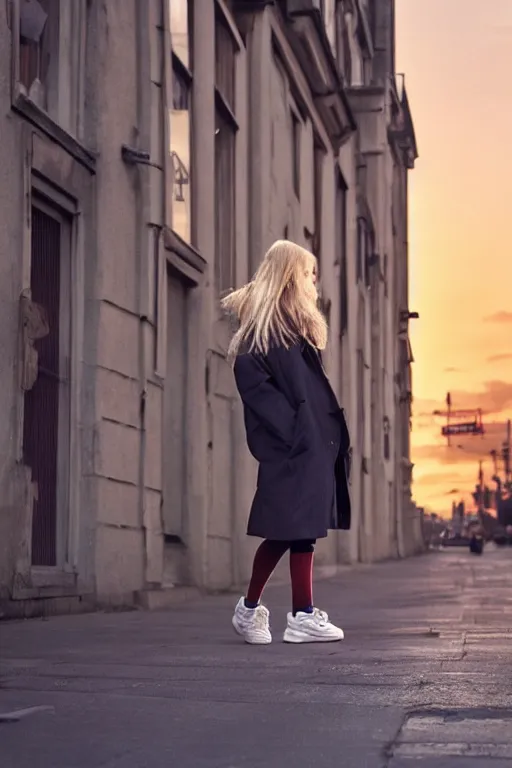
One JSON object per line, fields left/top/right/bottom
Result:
{"left": 400, "top": 310, "right": 419, "bottom": 323}
{"left": 121, "top": 145, "right": 151, "bottom": 166}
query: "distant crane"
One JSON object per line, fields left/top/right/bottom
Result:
{"left": 433, "top": 392, "right": 484, "bottom": 447}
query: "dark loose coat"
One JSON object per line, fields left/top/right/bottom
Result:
{"left": 234, "top": 340, "right": 352, "bottom": 541}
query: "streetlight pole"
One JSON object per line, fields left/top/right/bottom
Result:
{"left": 504, "top": 419, "right": 511, "bottom": 490}
{"left": 446, "top": 391, "right": 452, "bottom": 447}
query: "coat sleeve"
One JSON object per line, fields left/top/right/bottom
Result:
{"left": 234, "top": 353, "right": 297, "bottom": 446}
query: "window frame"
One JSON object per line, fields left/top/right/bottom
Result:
{"left": 12, "top": 128, "right": 89, "bottom": 599}
{"left": 383, "top": 414, "right": 391, "bottom": 461}
{"left": 356, "top": 216, "right": 366, "bottom": 283}
{"left": 9, "top": 0, "right": 89, "bottom": 154}
{"left": 291, "top": 108, "right": 301, "bottom": 200}
{"left": 356, "top": 215, "right": 373, "bottom": 288}
{"left": 25, "top": 195, "right": 73, "bottom": 570}
{"left": 336, "top": 168, "right": 348, "bottom": 337}
{"left": 214, "top": 0, "right": 242, "bottom": 294}
{"left": 335, "top": 1, "right": 352, "bottom": 85}
{"left": 170, "top": 52, "right": 193, "bottom": 242}
{"left": 314, "top": 138, "right": 326, "bottom": 247}
{"left": 169, "top": 1, "right": 194, "bottom": 245}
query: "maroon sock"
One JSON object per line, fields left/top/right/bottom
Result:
{"left": 246, "top": 540, "right": 289, "bottom": 605}
{"left": 290, "top": 552, "right": 314, "bottom": 614}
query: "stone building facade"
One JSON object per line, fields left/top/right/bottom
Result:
{"left": 0, "top": 0, "right": 420, "bottom": 618}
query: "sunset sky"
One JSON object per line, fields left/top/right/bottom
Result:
{"left": 396, "top": 0, "right": 512, "bottom": 514}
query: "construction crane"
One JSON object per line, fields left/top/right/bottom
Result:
{"left": 433, "top": 392, "right": 484, "bottom": 446}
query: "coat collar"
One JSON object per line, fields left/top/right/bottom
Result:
{"left": 300, "top": 339, "right": 324, "bottom": 369}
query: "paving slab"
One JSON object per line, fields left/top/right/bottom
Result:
{"left": 391, "top": 760, "right": 512, "bottom": 768}
{"left": 1, "top": 548, "right": 512, "bottom": 767}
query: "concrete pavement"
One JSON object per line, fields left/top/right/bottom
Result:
{"left": 1, "top": 547, "right": 512, "bottom": 767}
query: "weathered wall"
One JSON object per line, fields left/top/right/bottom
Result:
{"left": 91, "top": 0, "right": 144, "bottom": 604}
{"left": 0, "top": 3, "right": 26, "bottom": 597}
{"left": 0, "top": 0, "right": 418, "bottom": 616}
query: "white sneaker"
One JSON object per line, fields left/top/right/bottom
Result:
{"left": 232, "top": 597, "right": 272, "bottom": 644}
{"left": 283, "top": 608, "right": 344, "bottom": 643}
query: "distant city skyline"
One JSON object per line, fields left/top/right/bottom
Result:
{"left": 396, "top": 0, "right": 512, "bottom": 513}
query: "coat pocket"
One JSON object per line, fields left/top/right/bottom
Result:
{"left": 330, "top": 407, "right": 351, "bottom": 453}
{"left": 288, "top": 402, "right": 312, "bottom": 459}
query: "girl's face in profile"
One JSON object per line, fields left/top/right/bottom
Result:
{"left": 302, "top": 255, "right": 318, "bottom": 302}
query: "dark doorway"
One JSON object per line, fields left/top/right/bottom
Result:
{"left": 23, "top": 203, "right": 70, "bottom": 567}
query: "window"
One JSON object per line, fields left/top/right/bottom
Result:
{"left": 363, "top": 55, "right": 372, "bottom": 87}
{"left": 323, "top": 0, "right": 336, "bottom": 55}
{"left": 215, "top": 7, "right": 239, "bottom": 293}
{"left": 163, "top": 268, "right": 189, "bottom": 542}
{"left": 336, "top": 1, "right": 352, "bottom": 85}
{"left": 313, "top": 144, "right": 323, "bottom": 258}
{"left": 357, "top": 216, "right": 373, "bottom": 287}
{"left": 383, "top": 415, "right": 390, "bottom": 461}
{"left": 23, "top": 200, "right": 72, "bottom": 568}
{"left": 170, "top": 1, "right": 192, "bottom": 243}
{"left": 356, "top": 217, "right": 366, "bottom": 283}
{"left": 291, "top": 111, "right": 301, "bottom": 199}
{"left": 336, "top": 171, "right": 348, "bottom": 336}
{"left": 13, "top": 0, "right": 86, "bottom": 136}
{"left": 356, "top": 347, "right": 365, "bottom": 451}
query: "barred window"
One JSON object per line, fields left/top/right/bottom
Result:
{"left": 14, "top": 0, "right": 86, "bottom": 136}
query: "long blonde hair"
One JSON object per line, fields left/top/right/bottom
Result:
{"left": 221, "top": 240, "right": 328, "bottom": 359}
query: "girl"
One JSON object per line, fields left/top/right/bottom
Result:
{"left": 222, "top": 240, "right": 351, "bottom": 644}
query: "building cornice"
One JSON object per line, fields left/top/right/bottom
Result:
{"left": 281, "top": 0, "right": 357, "bottom": 149}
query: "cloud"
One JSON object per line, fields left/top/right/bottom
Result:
{"left": 459, "top": 381, "right": 512, "bottom": 415}
{"left": 415, "top": 383, "right": 512, "bottom": 420}
{"left": 414, "top": 470, "right": 469, "bottom": 488}
{"left": 412, "top": 420, "right": 510, "bottom": 465}
{"left": 487, "top": 353, "right": 512, "bottom": 363}
{"left": 484, "top": 311, "right": 512, "bottom": 324}
{"left": 414, "top": 398, "right": 440, "bottom": 418}
{"left": 439, "top": 381, "right": 512, "bottom": 417}
{"left": 413, "top": 444, "right": 478, "bottom": 465}
{"left": 414, "top": 417, "right": 436, "bottom": 430}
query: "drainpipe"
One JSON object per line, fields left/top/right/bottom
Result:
{"left": 134, "top": 1, "right": 151, "bottom": 586}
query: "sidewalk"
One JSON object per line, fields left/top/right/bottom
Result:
{"left": 1, "top": 548, "right": 512, "bottom": 768}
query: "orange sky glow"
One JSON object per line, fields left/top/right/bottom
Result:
{"left": 396, "top": 0, "right": 512, "bottom": 515}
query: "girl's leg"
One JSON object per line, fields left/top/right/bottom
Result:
{"left": 284, "top": 539, "right": 344, "bottom": 643}
{"left": 245, "top": 539, "right": 290, "bottom": 607}
{"left": 289, "top": 539, "right": 316, "bottom": 615}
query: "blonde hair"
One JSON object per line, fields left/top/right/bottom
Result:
{"left": 221, "top": 240, "right": 328, "bottom": 359}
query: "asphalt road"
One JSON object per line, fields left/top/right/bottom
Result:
{"left": 1, "top": 546, "right": 512, "bottom": 768}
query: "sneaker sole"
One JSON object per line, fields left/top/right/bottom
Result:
{"left": 232, "top": 616, "right": 272, "bottom": 645}
{"left": 283, "top": 628, "right": 344, "bottom": 644}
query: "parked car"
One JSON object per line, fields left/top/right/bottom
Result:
{"left": 439, "top": 531, "right": 470, "bottom": 548}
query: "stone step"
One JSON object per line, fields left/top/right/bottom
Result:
{"left": 134, "top": 585, "right": 201, "bottom": 611}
